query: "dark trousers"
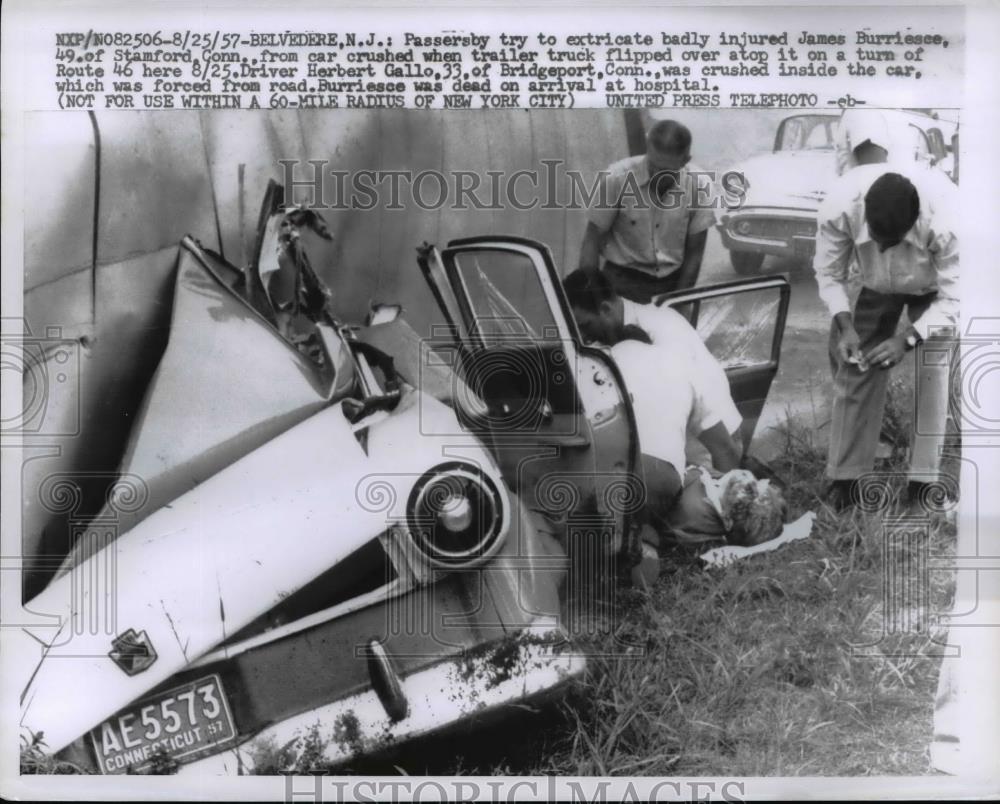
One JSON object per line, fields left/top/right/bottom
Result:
{"left": 827, "top": 287, "right": 951, "bottom": 480}
{"left": 640, "top": 453, "right": 683, "bottom": 527}
{"left": 639, "top": 454, "right": 728, "bottom": 545}
{"left": 603, "top": 261, "right": 683, "bottom": 304}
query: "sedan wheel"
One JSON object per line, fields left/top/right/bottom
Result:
{"left": 730, "top": 250, "right": 765, "bottom": 276}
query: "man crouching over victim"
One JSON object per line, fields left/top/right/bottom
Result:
{"left": 563, "top": 269, "right": 786, "bottom": 547}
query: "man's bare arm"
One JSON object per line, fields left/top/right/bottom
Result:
{"left": 674, "top": 228, "right": 708, "bottom": 290}
{"left": 698, "top": 420, "right": 742, "bottom": 472}
{"left": 578, "top": 221, "right": 604, "bottom": 275}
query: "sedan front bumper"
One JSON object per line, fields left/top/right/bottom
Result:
{"left": 717, "top": 208, "right": 818, "bottom": 260}
{"left": 177, "top": 632, "right": 586, "bottom": 775}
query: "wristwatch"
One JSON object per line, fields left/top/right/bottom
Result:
{"left": 904, "top": 331, "right": 922, "bottom": 351}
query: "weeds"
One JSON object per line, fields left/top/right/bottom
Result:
{"left": 247, "top": 723, "right": 330, "bottom": 775}
{"left": 442, "top": 389, "right": 958, "bottom": 777}
{"left": 19, "top": 731, "right": 89, "bottom": 775}
{"left": 497, "top": 497, "right": 956, "bottom": 776}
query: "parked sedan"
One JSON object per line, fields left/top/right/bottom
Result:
{"left": 716, "top": 110, "right": 957, "bottom": 275}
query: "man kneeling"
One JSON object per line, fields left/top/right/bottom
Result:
{"left": 611, "top": 332, "right": 786, "bottom": 548}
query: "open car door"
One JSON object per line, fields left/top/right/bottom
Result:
{"left": 418, "top": 236, "right": 640, "bottom": 555}
{"left": 655, "top": 276, "right": 791, "bottom": 454}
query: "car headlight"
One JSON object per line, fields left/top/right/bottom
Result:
{"left": 406, "top": 462, "right": 507, "bottom": 568}
{"left": 735, "top": 219, "right": 753, "bottom": 236}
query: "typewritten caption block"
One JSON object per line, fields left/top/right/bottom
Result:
{"left": 51, "top": 27, "right": 958, "bottom": 111}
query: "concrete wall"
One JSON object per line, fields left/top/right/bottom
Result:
{"left": 26, "top": 109, "right": 631, "bottom": 334}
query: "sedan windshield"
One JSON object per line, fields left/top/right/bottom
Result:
{"left": 775, "top": 115, "right": 839, "bottom": 151}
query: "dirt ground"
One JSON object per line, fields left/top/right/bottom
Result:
{"left": 699, "top": 240, "right": 833, "bottom": 463}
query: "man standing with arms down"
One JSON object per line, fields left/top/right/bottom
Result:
{"left": 814, "top": 165, "right": 959, "bottom": 511}
{"left": 578, "top": 119, "right": 715, "bottom": 302}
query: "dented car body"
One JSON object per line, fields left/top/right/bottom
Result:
{"left": 19, "top": 184, "right": 643, "bottom": 774}
{"left": 20, "top": 162, "right": 793, "bottom": 773}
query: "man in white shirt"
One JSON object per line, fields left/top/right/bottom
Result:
{"left": 813, "top": 166, "right": 958, "bottom": 510}
{"left": 562, "top": 268, "right": 743, "bottom": 444}
{"left": 609, "top": 331, "right": 786, "bottom": 547}
{"left": 608, "top": 334, "right": 740, "bottom": 509}
{"left": 563, "top": 269, "right": 744, "bottom": 534}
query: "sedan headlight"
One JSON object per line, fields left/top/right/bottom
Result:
{"left": 406, "top": 462, "right": 507, "bottom": 568}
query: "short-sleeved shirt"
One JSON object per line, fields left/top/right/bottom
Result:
{"left": 611, "top": 338, "right": 715, "bottom": 474}
{"left": 621, "top": 298, "right": 742, "bottom": 436}
{"left": 812, "top": 163, "right": 959, "bottom": 340}
{"left": 588, "top": 155, "right": 716, "bottom": 278}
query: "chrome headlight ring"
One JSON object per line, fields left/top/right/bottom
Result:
{"left": 405, "top": 462, "right": 508, "bottom": 569}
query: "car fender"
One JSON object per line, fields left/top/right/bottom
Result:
{"left": 19, "top": 389, "right": 503, "bottom": 754}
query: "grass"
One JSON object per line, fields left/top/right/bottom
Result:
{"left": 522, "top": 508, "right": 956, "bottom": 776}
{"left": 434, "top": 376, "right": 960, "bottom": 777}
{"left": 19, "top": 731, "right": 89, "bottom": 775}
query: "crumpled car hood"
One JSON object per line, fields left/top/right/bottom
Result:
{"left": 95, "top": 239, "right": 343, "bottom": 539}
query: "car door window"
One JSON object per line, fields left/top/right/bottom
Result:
{"left": 450, "top": 249, "right": 559, "bottom": 343}
{"left": 907, "top": 124, "right": 932, "bottom": 162}
{"left": 657, "top": 277, "right": 790, "bottom": 451}
{"left": 435, "top": 240, "right": 583, "bottom": 429}
{"left": 694, "top": 288, "right": 781, "bottom": 370}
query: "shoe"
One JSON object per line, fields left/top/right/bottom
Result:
{"left": 898, "top": 481, "right": 924, "bottom": 516}
{"left": 901, "top": 480, "right": 958, "bottom": 517}
{"left": 630, "top": 542, "right": 660, "bottom": 589}
{"left": 823, "top": 479, "right": 857, "bottom": 512}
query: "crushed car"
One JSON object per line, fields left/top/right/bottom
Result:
{"left": 19, "top": 182, "right": 790, "bottom": 775}
{"left": 716, "top": 109, "right": 958, "bottom": 275}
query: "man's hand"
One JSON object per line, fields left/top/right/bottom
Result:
{"left": 698, "top": 420, "right": 742, "bottom": 473}
{"left": 865, "top": 335, "right": 907, "bottom": 370}
{"left": 674, "top": 228, "right": 708, "bottom": 290}
{"left": 834, "top": 313, "right": 862, "bottom": 363}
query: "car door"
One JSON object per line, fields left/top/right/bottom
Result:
{"left": 417, "top": 236, "right": 640, "bottom": 554}
{"left": 654, "top": 276, "right": 791, "bottom": 454}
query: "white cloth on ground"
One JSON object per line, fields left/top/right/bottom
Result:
{"left": 699, "top": 511, "right": 815, "bottom": 567}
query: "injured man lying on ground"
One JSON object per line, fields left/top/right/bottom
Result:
{"left": 612, "top": 328, "right": 787, "bottom": 549}
{"left": 562, "top": 268, "right": 786, "bottom": 548}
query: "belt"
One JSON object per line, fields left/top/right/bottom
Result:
{"left": 603, "top": 260, "right": 674, "bottom": 279}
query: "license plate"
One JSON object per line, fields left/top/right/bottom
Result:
{"left": 90, "top": 674, "right": 236, "bottom": 774}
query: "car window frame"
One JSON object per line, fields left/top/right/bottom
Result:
{"left": 773, "top": 113, "right": 840, "bottom": 153}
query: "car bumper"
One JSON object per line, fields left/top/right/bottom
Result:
{"left": 717, "top": 208, "right": 818, "bottom": 260}
{"left": 176, "top": 633, "right": 586, "bottom": 775}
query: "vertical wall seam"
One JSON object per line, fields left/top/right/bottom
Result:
{"left": 87, "top": 110, "right": 101, "bottom": 323}
{"left": 198, "top": 111, "right": 225, "bottom": 260}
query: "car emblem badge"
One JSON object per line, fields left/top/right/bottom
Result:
{"left": 109, "top": 628, "right": 157, "bottom": 675}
